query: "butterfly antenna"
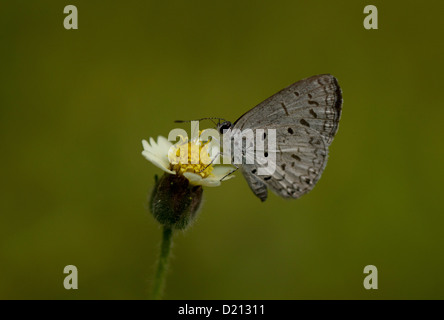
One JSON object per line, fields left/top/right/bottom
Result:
{"left": 174, "top": 117, "right": 228, "bottom": 127}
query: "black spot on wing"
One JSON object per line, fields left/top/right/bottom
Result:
{"left": 300, "top": 119, "right": 310, "bottom": 127}
{"left": 309, "top": 109, "right": 318, "bottom": 118}
{"left": 281, "top": 102, "right": 289, "bottom": 116}
{"left": 308, "top": 100, "right": 319, "bottom": 106}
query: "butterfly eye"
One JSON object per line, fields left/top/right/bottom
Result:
{"left": 218, "top": 121, "right": 232, "bottom": 134}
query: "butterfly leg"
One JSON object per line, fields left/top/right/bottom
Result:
{"left": 220, "top": 164, "right": 238, "bottom": 182}
{"left": 198, "top": 151, "right": 221, "bottom": 173}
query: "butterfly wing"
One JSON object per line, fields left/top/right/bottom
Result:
{"left": 234, "top": 74, "right": 342, "bottom": 145}
{"left": 233, "top": 74, "right": 342, "bottom": 201}
{"left": 239, "top": 165, "right": 269, "bottom": 202}
{"left": 240, "top": 125, "right": 328, "bottom": 200}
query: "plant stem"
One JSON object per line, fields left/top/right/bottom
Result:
{"left": 152, "top": 225, "right": 173, "bottom": 300}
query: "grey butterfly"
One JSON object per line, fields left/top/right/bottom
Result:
{"left": 218, "top": 74, "right": 342, "bottom": 202}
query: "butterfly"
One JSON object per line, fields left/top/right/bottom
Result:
{"left": 217, "top": 74, "right": 342, "bottom": 202}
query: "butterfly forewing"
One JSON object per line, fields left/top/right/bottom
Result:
{"left": 234, "top": 74, "right": 342, "bottom": 145}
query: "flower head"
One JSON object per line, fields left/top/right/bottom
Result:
{"left": 142, "top": 126, "right": 235, "bottom": 230}
{"left": 142, "top": 131, "right": 234, "bottom": 187}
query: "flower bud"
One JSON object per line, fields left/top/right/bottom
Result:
{"left": 150, "top": 173, "right": 203, "bottom": 230}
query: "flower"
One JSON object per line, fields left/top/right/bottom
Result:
{"left": 141, "top": 132, "right": 234, "bottom": 187}
{"left": 142, "top": 127, "right": 235, "bottom": 230}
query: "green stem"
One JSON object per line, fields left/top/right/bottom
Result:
{"left": 152, "top": 226, "right": 173, "bottom": 300}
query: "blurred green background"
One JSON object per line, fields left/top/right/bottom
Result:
{"left": 0, "top": 0, "right": 443, "bottom": 299}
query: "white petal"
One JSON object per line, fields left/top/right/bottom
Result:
{"left": 211, "top": 166, "right": 236, "bottom": 180}
{"left": 157, "top": 136, "right": 173, "bottom": 155}
{"left": 142, "top": 150, "right": 167, "bottom": 168}
{"left": 183, "top": 172, "right": 203, "bottom": 184}
{"left": 204, "top": 175, "right": 234, "bottom": 184}
{"left": 149, "top": 137, "right": 156, "bottom": 146}
{"left": 142, "top": 139, "right": 150, "bottom": 150}
{"left": 183, "top": 172, "right": 222, "bottom": 187}
{"left": 142, "top": 136, "right": 172, "bottom": 164}
{"left": 142, "top": 138, "right": 156, "bottom": 155}
{"left": 155, "top": 136, "right": 173, "bottom": 164}
{"left": 200, "top": 179, "right": 222, "bottom": 187}
{"left": 142, "top": 150, "right": 175, "bottom": 174}
{"left": 220, "top": 174, "right": 235, "bottom": 181}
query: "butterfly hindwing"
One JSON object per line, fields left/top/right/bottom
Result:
{"left": 239, "top": 164, "right": 269, "bottom": 202}
{"left": 240, "top": 124, "right": 328, "bottom": 200}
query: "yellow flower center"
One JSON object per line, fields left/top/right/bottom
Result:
{"left": 168, "top": 132, "right": 214, "bottom": 179}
